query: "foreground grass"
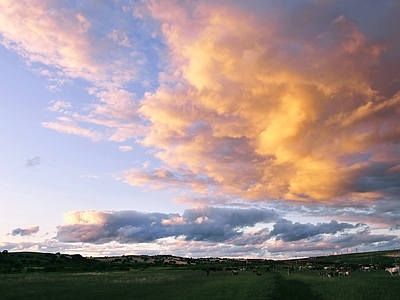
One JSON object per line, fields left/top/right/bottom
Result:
{"left": 0, "top": 268, "right": 274, "bottom": 300}
{"left": 1, "top": 268, "right": 399, "bottom": 300}
{"left": 280, "top": 269, "right": 400, "bottom": 300}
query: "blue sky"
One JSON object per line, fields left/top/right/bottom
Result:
{"left": 1, "top": 0, "right": 400, "bottom": 259}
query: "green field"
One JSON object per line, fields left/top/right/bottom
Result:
{"left": 1, "top": 250, "right": 399, "bottom": 299}
{"left": 1, "top": 268, "right": 399, "bottom": 300}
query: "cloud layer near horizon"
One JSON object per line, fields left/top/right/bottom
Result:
{"left": 57, "top": 207, "right": 279, "bottom": 243}
{"left": 50, "top": 208, "right": 397, "bottom": 258}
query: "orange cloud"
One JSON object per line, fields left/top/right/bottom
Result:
{"left": 63, "top": 211, "right": 108, "bottom": 225}
{"left": 133, "top": 1, "right": 400, "bottom": 203}
{"left": 2, "top": 0, "right": 399, "bottom": 205}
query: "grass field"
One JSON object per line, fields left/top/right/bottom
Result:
{"left": 1, "top": 268, "right": 399, "bottom": 300}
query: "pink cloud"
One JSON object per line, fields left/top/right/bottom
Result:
{"left": 119, "top": 145, "right": 133, "bottom": 152}
{"left": 41, "top": 117, "right": 103, "bottom": 141}
{"left": 0, "top": 1, "right": 146, "bottom": 142}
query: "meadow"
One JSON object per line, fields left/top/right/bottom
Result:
{"left": 1, "top": 250, "right": 399, "bottom": 299}
{"left": 1, "top": 267, "right": 399, "bottom": 300}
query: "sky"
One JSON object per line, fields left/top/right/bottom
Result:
{"left": 1, "top": 0, "right": 400, "bottom": 259}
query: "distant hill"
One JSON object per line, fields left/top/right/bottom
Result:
{"left": 1, "top": 249, "right": 398, "bottom": 274}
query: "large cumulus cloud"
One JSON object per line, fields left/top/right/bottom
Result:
{"left": 2, "top": 1, "right": 399, "bottom": 205}
{"left": 128, "top": 0, "right": 400, "bottom": 205}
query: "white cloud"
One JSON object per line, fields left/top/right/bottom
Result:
{"left": 47, "top": 100, "right": 72, "bottom": 113}
{"left": 119, "top": 145, "right": 133, "bottom": 152}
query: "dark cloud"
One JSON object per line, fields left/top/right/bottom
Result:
{"left": 25, "top": 156, "right": 41, "bottom": 168}
{"left": 178, "top": 207, "right": 278, "bottom": 242}
{"left": 266, "top": 230, "right": 399, "bottom": 257}
{"left": 229, "top": 228, "right": 270, "bottom": 246}
{"left": 351, "top": 162, "right": 400, "bottom": 195}
{"left": 182, "top": 206, "right": 278, "bottom": 229}
{"left": 268, "top": 219, "right": 356, "bottom": 242}
{"left": 296, "top": 198, "right": 400, "bottom": 231}
{"left": 57, "top": 211, "right": 171, "bottom": 243}
{"left": 11, "top": 226, "right": 39, "bottom": 236}
{"left": 56, "top": 207, "right": 279, "bottom": 243}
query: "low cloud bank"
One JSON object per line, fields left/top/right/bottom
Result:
{"left": 56, "top": 207, "right": 279, "bottom": 243}
{"left": 55, "top": 208, "right": 373, "bottom": 248}
{"left": 269, "top": 219, "right": 359, "bottom": 242}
